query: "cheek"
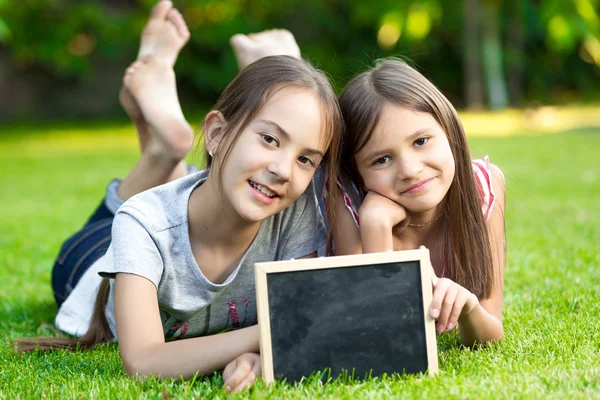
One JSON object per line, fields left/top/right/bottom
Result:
{"left": 229, "top": 137, "right": 262, "bottom": 170}
{"left": 358, "top": 168, "right": 394, "bottom": 194}
{"left": 440, "top": 144, "right": 456, "bottom": 181}
{"left": 430, "top": 139, "right": 455, "bottom": 176}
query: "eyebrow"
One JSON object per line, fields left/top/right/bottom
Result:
{"left": 360, "top": 128, "right": 433, "bottom": 164}
{"left": 406, "top": 128, "right": 431, "bottom": 142}
{"left": 255, "top": 119, "right": 325, "bottom": 159}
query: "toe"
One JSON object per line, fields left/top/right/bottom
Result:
{"left": 167, "top": 9, "right": 190, "bottom": 39}
{"left": 150, "top": 0, "right": 172, "bottom": 20}
{"left": 230, "top": 33, "right": 252, "bottom": 49}
{"left": 126, "top": 61, "right": 142, "bottom": 74}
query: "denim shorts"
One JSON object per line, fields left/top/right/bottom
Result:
{"left": 51, "top": 200, "right": 114, "bottom": 308}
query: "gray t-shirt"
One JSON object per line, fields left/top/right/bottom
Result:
{"left": 55, "top": 170, "right": 326, "bottom": 339}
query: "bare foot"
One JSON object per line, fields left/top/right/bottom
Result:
{"left": 119, "top": 86, "right": 144, "bottom": 123}
{"left": 120, "top": 0, "right": 191, "bottom": 151}
{"left": 119, "top": 86, "right": 150, "bottom": 150}
{"left": 123, "top": 56, "right": 194, "bottom": 161}
{"left": 138, "top": 0, "right": 190, "bottom": 68}
{"left": 230, "top": 29, "right": 301, "bottom": 71}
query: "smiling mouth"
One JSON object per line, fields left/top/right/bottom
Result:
{"left": 248, "top": 180, "right": 279, "bottom": 198}
{"left": 402, "top": 178, "right": 434, "bottom": 194}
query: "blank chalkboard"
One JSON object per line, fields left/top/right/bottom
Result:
{"left": 255, "top": 249, "right": 438, "bottom": 384}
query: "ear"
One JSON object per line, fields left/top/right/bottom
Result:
{"left": 204, "top": 110, "right": 228, "bottom": 157}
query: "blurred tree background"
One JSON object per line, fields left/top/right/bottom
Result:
{"left": 0, "top": 0, "right": 599, "bottom": 120}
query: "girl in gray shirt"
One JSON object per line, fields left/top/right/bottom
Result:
{"left": 17, "top": 2, "right": 342, "bottom": 392}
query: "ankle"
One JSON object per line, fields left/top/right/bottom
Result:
{"left": 147, "top": 122, "right": 194, "bottom": 160}
{"left": 145, "top": 139, "right": 187, "bottom": 166}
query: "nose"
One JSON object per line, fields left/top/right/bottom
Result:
{"left": 267, "top": 153, "right": 293, "bottom": 182}
{"left": 397, "top": 152, "right": 423, "bottom": 181}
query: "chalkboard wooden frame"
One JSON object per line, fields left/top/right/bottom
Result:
{"left": 255, "top": 249, "right": 438, "bottom": 384}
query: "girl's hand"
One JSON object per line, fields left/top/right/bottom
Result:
{"left": 430, "top": 265, "right": 479, "bottom": 333}
{"left": 223, "top": 352, "right": 261, "bottom": 393}
{"left": 359, "top": 191, "right": 408, "bottom": 230}
{"left": 358, "top": 191, "right": 408, "bottom": 253}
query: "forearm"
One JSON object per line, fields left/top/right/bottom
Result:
{"left": 458, "top": 303, "right": 504, "bottom": 346}
{"left": 126, "top": 325, "right": 260, "bottom": 380}
{"left": 360, "top": 221, "right": 393, "bottom": 253}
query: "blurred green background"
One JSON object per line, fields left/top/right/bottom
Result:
{"left": 0, "top": 0, "right": 600, "bottom": 120}
{"left": 0, "top": 0, "right": 599, "bottom": 121}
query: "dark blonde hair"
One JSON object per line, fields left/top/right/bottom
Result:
{"left": 15, "top": 55, "right": 343, "bottom": 353}
{"left": 338, "top": 58, "right": 493, "bottom": 298}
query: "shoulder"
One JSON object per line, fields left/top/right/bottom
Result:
{"left": 489, "top": 163, "right": 505, "bottom": 214}
{"left": 117, "top": 171, "right": 206, "bottom": 233}
{"left": 334, "top": 175, "right": 362, "bottom": 228}
{"left": 489, "top": 163, "right": 505, "bottom": 193}
{"left": 471, "top": 157, "right": 505, "bottom": 221}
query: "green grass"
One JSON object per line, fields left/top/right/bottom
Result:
{"left": 1, "top": 122, "right": 599, "bottom": 399}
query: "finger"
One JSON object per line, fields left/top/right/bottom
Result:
{"left": 232, "top": 367, "right": 259, "bottom": 393}
{"left": 397, "top": 217, "right": 410, "bottom": 231}
{"left": 224, "top": 360, "right": 252, "bottom": 391}
{"left": 232, "top": 375, "right": 255, "bottom": 393}
{"left": 222, "top": 358, "right": 238, "bottom": 384}
{"left": 430, "top": 277, "right": 450, "bottom": 320}
{"left": 437, "top": 283, "right": 458, "bottom": 332}
{"left": 447, "top": 291, "right": 469, "bottom": 331}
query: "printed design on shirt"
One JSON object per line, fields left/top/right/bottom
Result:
{"left": 162, "top": 313, "right": 190, "bottom": 340}
{"left": 221, "top": 299, "right": 257, "bottom": 332}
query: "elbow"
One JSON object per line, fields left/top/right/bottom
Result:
{"left": 485, "top": 315, "right": 505, "bottom": 344}
{"left": 122, "top": 352, "right": 154, "bottom": 380}
{"left": 462, "top": 326, "right": 504, "bottom": 348}
{"left": 123, "top": 359, "right": 147, "bottom": 380}
{"left": 481, "top": 329, "right": 505, "bottom": 346}
{"left": 491, "top": 326, "right": 505, "bottom": 343}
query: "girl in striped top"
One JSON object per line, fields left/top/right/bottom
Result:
{"left": 332, "top": 59, "right": 506, "bottom": 346}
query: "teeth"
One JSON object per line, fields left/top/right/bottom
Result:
{"left": 250, "top": 181, "right": 276, "bottom": 198}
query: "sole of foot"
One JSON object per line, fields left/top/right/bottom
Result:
{"left": 123, "top": 55, "right": 194, "bottom": 161}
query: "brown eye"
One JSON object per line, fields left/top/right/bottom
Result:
{"left": 414, "top": 137, "right": 429, "bottom": 147}
{"left": 298, "top": 156, "right": 315, "bottom": 167}
{"left": 373, "top": 156, "right": 391, "bottom": 166}
{"left": 261, "top": 134, "right": 279, "bottom": 147}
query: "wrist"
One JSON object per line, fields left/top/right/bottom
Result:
{"left": 358, "top": 209, "right": 394, "bottom": 230}
{"left": 459, "top": 294, "right": 480, "bottom": 320}
{"left": 359, "top": 221, "right": 394, "bottom": 253}
{"left": 360, "top": 218, "right": 393, "bottom": 239}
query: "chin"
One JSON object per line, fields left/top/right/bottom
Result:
{"left": 237, "top": 210, "right": 270, "bottom": 223}
{"left": 237, "top": 204, "right": 282, "bottom": 223}
{"left": 403, "top": 199, "right": 444, "bottom": 214}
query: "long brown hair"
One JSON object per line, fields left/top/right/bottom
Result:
{"left": 15, "top": 56, "right": 343, "bottom": 353}
{"left": 14, "top": 279, "right": 112, "bottom": 352}
{"left": 338, "top": 58, "right": 493, "bottom": 298}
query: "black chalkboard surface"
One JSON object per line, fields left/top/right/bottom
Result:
{"left": 255, "top": 249, "right": 438, "bottom": 384}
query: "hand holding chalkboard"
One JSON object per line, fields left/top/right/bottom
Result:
{"left": 429, "top": 264, "right": 479, "bottom": 333}
{"left": 255, "top": 249, "right": 439, "bottom": 384}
